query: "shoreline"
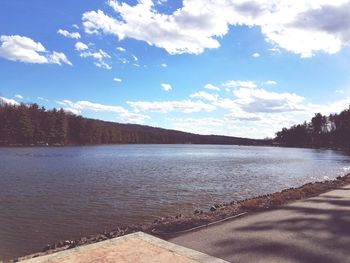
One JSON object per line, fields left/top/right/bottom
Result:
{"left": 13, "top": 173, "right": 350, "bottom": 262}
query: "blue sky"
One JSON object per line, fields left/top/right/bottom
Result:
{"left": 1, "top": 0, "right": 350, "bottom": 138}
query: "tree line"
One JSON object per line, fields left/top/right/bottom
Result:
{"left": 0, "top": 100, "right": 267, "bottom": 146}
{"left": 275, "top": 107, "right": 350, "bottom": 149}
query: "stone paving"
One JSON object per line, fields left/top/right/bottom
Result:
{"left": 20, "top": 232, "right": 228, "bottom": 263}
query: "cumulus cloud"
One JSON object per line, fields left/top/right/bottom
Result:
{"left": 58, "top": 99, "right": 125, "bottom": 113}
{"left": 204, "top": 83, "right": 220, "bottom": 91}
{"left": 223, "top": 80, "right": 257, "bottom": 89}
{"left": 0, "top": 96, "right": 19, "bottom": 105}
{"left": 82, "top": 0, "right": 350, "bottom": 57}
{"left": 95, "top": 61, "right": 112, "bottom": 69}
{"left": 56, "top": 78, "right": 350, "bottom": 138}
{"left": 79, "top": 48, "right": 112, "bottom": 69}
{"left": 233, "top": 87, "right": 305, "bottom": 113}
{"left": 113, "top": 77, "right": 122, "bottom": 82}
{"left": 167, "top": 117, "right": 224, "bottom": 135}
{"left": 161, "top": 63, "right": 168, "bottom": 68}
{"left": 307, "top": 98, "right": 350, "bottom": 116}
{"left": 252, "top": 52, "right": 260, "bottom": 58}
{"left": 57, "top": 29, "right": 81, "bottom": 39}
{"left": 336, "top": 89, "right": 344, "bottom": 94}
{"left": 80, "top": 49, "right": 110, "bottom": 60}
{"left": 57, "top": 100, "right": 150, "bottom": 124}
{"left": 264, "top": 80, "right": 277, "bottom": 85}
{"left": 161, "top": 83, "right": 172, "bottom": 91}
{"left": 75, "top": 41, "right": 89, "bottom": 51}
{"left": 190, "top": 91, "right": 218, "bottom": 101}
{"left": 82, "top": 2, "right": 222, "bottom": 55}
{"left": 0, "top": 35, "right": 72, "bottom": 65}
{"left": 125, "top": 79, "right": 350, "bottom": 138}
{"left": 225, "top": 112, "right": 261, "bottom": 122}
{"left": 127, "top": 99, "right": 216, "bottom": 113}
{"left": 116, "top": 46, "right": 126, "bottom": 52}
{"left": 37, "top": 96, "right": 49, "bottom": 102}
{"left": 292, "top": 3, "right": 350, "bottom": 46}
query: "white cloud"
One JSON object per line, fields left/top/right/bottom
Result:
{"left": 116, "top": 46, "right": 126, "bottom": 52}
{"left": 167, "top": 117, "right": 224, "bottom": 135}
{"left": 82, "top": 0, "right": 350, "bottom": 57}
{"left": 132, "top": 54, "right": 138, "bottom": 61}
{"left": 80, "top": 49, "right": 110, "bottom": 60}
{"left": 170, "top": 117, "right": 224, "bottom": 127}
{"left": 54, "top": 79, "right": 349, "bottom": 138}
{"left": 72, "top": 24, "right": 79, "bottom": 29}
{"left": 127, "top": 99, "right": 216, "bottom": 113}
{"left": 252, "top": 52, "right": 260, "bottom": 58}
{"left": 161, "top": 63, "right": 168, "bottom": 68}
{"left": 75, "top": 41, "right": 89, "bottom": 51}
{"left": 57, "top": 29, "right": 81, "bottom": 39}
{"left": 204, "top": 83, "right": 220, "bottom": 91}
{"left": 0, "top": 96, "right": 19, "bottom": 105}
{"left": 225, "top": 112, "right": 261, "bottom": 122}
{"left": 113, "top": 77, "right": 122, "bottom": 82}
{"left": 0, "top": 35, "right": 72, "bottom": 65}
{"left": 95, "top": 61, "right": 112, "bottom": 69}
{"left": 58, "top": 100, "right": 125, "bottom": 114}
{"left": 120, "top": 111, "right": 151, "bottom": 124}
{"left": 307, "top": 98, "right": 350, "bottom": 116}
{"left": 57, "top": 99, "right": 150, "bottom": 124}
{"left": 268, "top": 47, "right": 281, "bottom": 54}
{"left": 161, "top": 83, "right": 172, "bottom": 91}
{"left": 223, "top": 80, "right": 257, "bottom": 89}
{"left": 15, "top": 94, "right": 24, "bottom": 99}
{"left": 37, "top": 96, "right": 49, "bottom": 102}
{"left": 190, "top": 91, "right": 218, "bottom": 101}
{"left": 119, "top": 58, "right": 129, "bottom": 64}
{"left": 123, "top": 80, "right": 350, "bottom": 138}
{"left": 264, "top": 80, "right": 277, "bottom": 85}
{"left": 80, "top": 49, "right": 112, "bottom": 69}
{"left": 49, "top": 52, "right": 73, "bottom": 66}
{"left": 233, "top": 87, "right": 305, "bottom": 113}
{"left": 82, "top": 2, "right": 222, "bottom": 55}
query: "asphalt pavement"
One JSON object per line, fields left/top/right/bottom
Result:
{"left": 169, "top": 186, "right": 350, "bottom": 263}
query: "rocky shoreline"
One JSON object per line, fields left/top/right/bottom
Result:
{"left": 14, "top": 173, "right": 350, "bottom": 262}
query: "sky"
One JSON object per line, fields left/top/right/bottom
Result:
{"left": 0, "top": 0, "right": 350, "bottom": 139}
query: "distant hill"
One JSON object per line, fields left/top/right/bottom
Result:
{"left": 0, "top": 100, "right": 270, "bottom": 146}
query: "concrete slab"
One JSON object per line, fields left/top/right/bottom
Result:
{"left": 20, "top": 232, "right": 228, "bottom": 263}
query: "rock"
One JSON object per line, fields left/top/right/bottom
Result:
{"left": 194, "top": 209, "right": 201, "bottom": 214}
{"left": 68, "top": 242, "right": 76, "bottom": 249}
{"left": 175, "top": 214, "right": 182, "bottom": 219}
{"left": 63, "top": 240, "right": 71, "bottom": 246}
{"left": 210, "top": 206, "right": 217, "bottom": 211}
{"left": 42, "top": 244, "right": 51, "bottom": 252}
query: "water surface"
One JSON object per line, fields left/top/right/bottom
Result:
{"left": 0, "top": 145, "right": 349, "bottom": 260}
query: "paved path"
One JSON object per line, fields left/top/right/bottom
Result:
{"left": 169, "top": 186, "right": 350, "bottom": 263}
{"left": 20, "top": 232, "right": 228, "bottom": 263}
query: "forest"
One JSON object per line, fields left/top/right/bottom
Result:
{"left": 0, "top": 100, "right": 267, "bottom": 146}
{"left": 275, "top": 107, "right": 350, "bottom": 149}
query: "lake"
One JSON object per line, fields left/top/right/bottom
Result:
{"left": 0, "top": 145, "right": 350, "bottom": 260}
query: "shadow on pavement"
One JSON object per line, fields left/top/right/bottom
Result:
{"left": 212, "top": 196, "right": 350, "bottom": 263}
